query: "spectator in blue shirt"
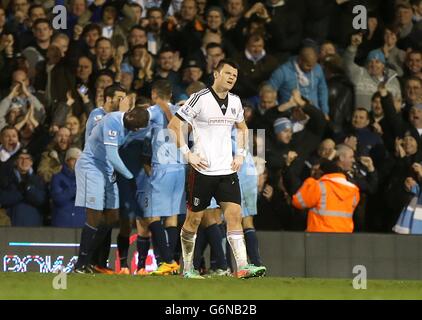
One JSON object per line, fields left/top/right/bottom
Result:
{"left": 268, "top": 45, "right": 329, "bottom": 117}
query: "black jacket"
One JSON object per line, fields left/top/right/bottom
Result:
{"left": 326, "top": 73, "right": 354, "bottom": 134}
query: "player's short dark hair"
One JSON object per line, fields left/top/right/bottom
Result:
{"left": 104, "top": 84, "right": 127, "bottom": 99}
{"left": 216, "top": 59, "right": 239, "bottom": 72}
{"left": 32, "top": 18, "right": 51, "bottom": 29}
{"left": 124, "top": 107, "right": 150, "bottom": 130}
{"left": 151, "top": 80, "right": 172, "bottom": 99}
{"left": 411, "top": 0, "right": 422, "bottom": 5}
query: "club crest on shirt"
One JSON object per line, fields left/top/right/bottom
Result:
{"left": 193, "top": 197, "right": 200, "bottom": 207}
{"left": 231, "top": 108, "right": 236, "bottom": 115}
{"left": 108, "top": 130, "right": 117, "bottom": 138}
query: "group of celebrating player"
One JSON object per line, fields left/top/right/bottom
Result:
{"left": 72, "top": 59, "right": 267, "bottom": 279}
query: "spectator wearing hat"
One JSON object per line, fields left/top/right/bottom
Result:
{"left": 234, "top": 33, "right": 278, "bottom": 99}
{"left": 266, "top": 92, "right": 326, "bottom": 178}
{"left": 0, "top": 148, "right": 46, "bottom": 226}
{"left": 50, "top": 147, "right": 85, "bottom": 228}
{"left": 343, "top": 33, "right": 402, "bottom": 111}
{"left": 268, "top": 45, "right": 329, "bottom": 117}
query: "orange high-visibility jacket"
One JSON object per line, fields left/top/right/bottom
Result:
{"left": 292, "top": 173, "right": 360, "bottom": 233}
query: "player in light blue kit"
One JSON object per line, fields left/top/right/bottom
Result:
{"left": 73, "top": 106, "right": 150, "bottom": 274}
{"left": 115, "top": 100, "right": 171, "bottom": 276}
{"left": 137, "top": 80, "right": 185, "bottom": 276}
{"left": 83, "top": 84, "right": 133, "bottom": 274}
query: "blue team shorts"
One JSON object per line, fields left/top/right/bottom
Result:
{"left": 75, "top": 160, "right": 119, "bottom": 211}
{"left": 238, "top": 170, "right": 258, "bottom": 217}
{"left": 206, "top": 168, "right": 258, "bottom": 217}
{"left": 138, "top": 164, "right": 186, "bottom": 218}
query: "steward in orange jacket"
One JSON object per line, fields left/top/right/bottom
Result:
{"left": 292, "top": 173, "right": 360, "bottom": 233}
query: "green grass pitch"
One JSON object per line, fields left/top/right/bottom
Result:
{"left": 1, "top": 273, "right": 422, "bottom": 300}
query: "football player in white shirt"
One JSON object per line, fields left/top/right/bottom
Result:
{"left": 168, "top": 59, "right": 266, "bottom": 279}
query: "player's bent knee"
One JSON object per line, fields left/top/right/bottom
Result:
{"left": 185, "top": 212, "right": 203, "bottom": 229}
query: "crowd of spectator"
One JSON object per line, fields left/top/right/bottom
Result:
{"left": 0, "top": 0, "right": 421, "bottom": 233}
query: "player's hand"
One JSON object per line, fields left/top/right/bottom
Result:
{"left": 231, "top": 155, "right": 244, "bottom": 172}
{"left": 187, "top": 152, "right": 209, "bottom": 171}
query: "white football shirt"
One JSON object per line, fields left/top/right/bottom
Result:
{"left": 176, "top": 88, "right": 244, "bottom": 176}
